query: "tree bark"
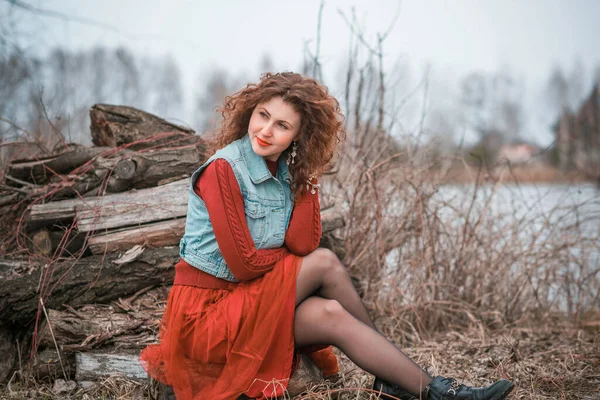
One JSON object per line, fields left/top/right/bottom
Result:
{"left": 87, "top": 219, "right": 186, "bottom": 254}
{"left": 71, "top": 351, "right": 324, "bottom": 398}
{"left": 28, "top": 349, "right": 75, "bottom": 381}
{"left": 89, "top": 104, "right": 196, "bottom": 149}
{"left": 27, "top": 228, "right": 88, "bottom": 258}
{"left": 0, "top": 326, "right": 16, "bottom": 383}
{"left": 27, "top": 179, "right": 188, "bottom": 231}
{"left": 38, "top": 304, "right": 160, "bottom": 352}
{"left": 75, "top": 352, "right": 147, "bottom": 382}
{"left": 0, "top": 247, "right": 179, "bottom": 326}
{"left": 76, "top": 179, "right": 188, "bottom": 232}
{"left": 7, "top": 146, "right": 111, "bottom": 185}
{"left": 27, "top": 197, "right": 82, "bottom": 230}
{"left": 92, "top": 143, "right": 206, "bottom": 192}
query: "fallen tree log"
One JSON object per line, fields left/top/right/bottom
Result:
{"left": 28, "top": 167, "right": 346, "bottom": 236}
{"left": 39, "top": 306, "right": 160, "bottom": 352}
{"left": 0, "top": 247, "right": 179, "bottom": 327}
{"left": 29, "top": 179, "right": 345, "bottom": 251}
{"left": 44, "top": 173, "right": 104, "bottom": 201}
{"left": 76, "top": 181, "right": 345, "bottom": 234}
{"left": 86, "top": 205, "right": 344, "bottom": 254}
{"left": 26, "top": 228, "right": 87, "bottom": 258}
{"left": 88, "top": 219, "right": 186, "bottom": 254}
{"left": 8, "top": 146, "right": 111, "bottom": 185}
{"left": 90, "top": 104, "right": 196, "bottom": 149}
{"left": 92, "top": 143, "right": 206, "bottom": 193}
{"left": 321, "top": 206, "right": 345, "bottom": 233}
{"left": 76, "top": 179, "right": 188, "bottom": 232}
{"left": 75, "top": 352, "right": 147, "bottom": 383}
{"left": 97, "top": 144, "right": 205, "bottom": 183}
{"left": 73, "top": 351, "right": 325, "bottom": 398}
{"left": 27, "top": 197, "right": 84, "bottom": 230}
{"left": 0, "top": 325, "right": 16, "bottom": 383}
{"left": 27, "top": 179, "right": 188, "bottom": 231}
{"left": 13, "top": 142, "right": 206, "bottom": 203}
{"left": 28, "top": 349, "right": 75, "bottom": 381}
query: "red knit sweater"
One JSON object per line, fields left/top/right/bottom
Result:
{"left": 174, "top": 159, "right": 321, "bottom": 288}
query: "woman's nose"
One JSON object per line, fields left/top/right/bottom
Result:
{"left": 260, "top": 123, "right": 274, "bottom": 137}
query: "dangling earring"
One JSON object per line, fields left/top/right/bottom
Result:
{"left": 286, "top": 141, "right": 297, "bottom": 166}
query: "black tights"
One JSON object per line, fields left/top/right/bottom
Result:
{"left": 294, "top": 248, "right": 432, "bottom": 396}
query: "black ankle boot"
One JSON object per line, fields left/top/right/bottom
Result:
{"left": 422, "top": 376, "right": 514, "bottom": 400}
{"left": 372, "top": 376, "right": 418, "bottom": 400}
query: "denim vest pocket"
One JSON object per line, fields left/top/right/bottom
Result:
{"left": 244, "top": 198, "right": 267, "bottom": 247}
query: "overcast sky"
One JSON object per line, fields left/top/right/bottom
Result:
{"left": 5, "top": 0, "right": 600, "bottom": 145}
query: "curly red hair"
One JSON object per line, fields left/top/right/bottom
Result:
{"left": 210, "top": 72, "right": 345, "bottom": 200}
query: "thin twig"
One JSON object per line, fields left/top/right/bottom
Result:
{"left": 5, "top": 175, "right": 39, "bottom": 187}
{"left": 311, "top": 0, "right": 325, "bottom": 81}
{"left": 0, "top": 183, "right": 30, "bottom": 194}
{"left": 40, "top": 297, "right": 68, "bottom": 380}
{"left": 37, "top": 89, "right": 67, "bottom": 150}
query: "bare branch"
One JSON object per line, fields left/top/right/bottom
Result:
{"left": 379, "top": 0, "right": 403, "bottom": 42}
{"left": 3, "top": 0, "right": 123, "bottom": 33}
{"left": 337, "top": 9, "right": 380, "bottom": 56}
{"left": 312, "top": 1, "right": 325, "bottom": 81}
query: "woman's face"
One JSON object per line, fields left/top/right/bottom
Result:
{"left": 247, "top": 96, "right": 301, "bottom": 162}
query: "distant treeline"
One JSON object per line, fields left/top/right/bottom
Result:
{"left": 1, "top": 42, "right": 599, "bottom": 169}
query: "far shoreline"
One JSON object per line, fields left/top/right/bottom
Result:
{"left": 435, "top": 162, "right": 597, "bottom": 185}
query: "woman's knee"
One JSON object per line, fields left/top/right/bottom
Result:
{"left": 321, "top": 298, "right": 346, "bottom": 321}
{"left": 306, "top": 248, "right": 344, "bottom": 275}
{"left": 297, "top": 297, "right": 347, "bottom": 326}
{"left": 319, "top": 249, "right": 350, "bottom": 283}
{"left": 294, "top": 297, "right": 348, "bottom": 346}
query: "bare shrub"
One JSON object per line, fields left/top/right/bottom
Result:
{"left": 328, "top": 109, "right": 599, "bottom": 342}
{"left": 315, "top": 7, "right": 600, "bottom": 344}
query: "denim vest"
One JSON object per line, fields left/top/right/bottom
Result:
{"left": 179, "top": 134, "right": 295, "bottom": 282}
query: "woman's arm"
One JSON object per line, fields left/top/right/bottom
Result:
{"left": 284, "top": 179, "right": 322, "bottom": 256}
{"left": 197, "top": 159, "right": 290, "bottom": 281}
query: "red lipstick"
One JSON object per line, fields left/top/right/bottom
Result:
{"left": 256, "top": 137, "right": 271, "bottom": 146}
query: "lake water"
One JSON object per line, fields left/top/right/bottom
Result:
{"left": 433, "top": 183, "right": 599, "bottom": 244}
{"left": 384, "top": 183, "right": 599, "bottom": 312}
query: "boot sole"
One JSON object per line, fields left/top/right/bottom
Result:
{"left": 490, "top": 382, "right": 515, "bottom": 400}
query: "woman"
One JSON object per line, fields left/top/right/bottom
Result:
{"left": 140, "top": 72, "right": 514, "bottom": 400}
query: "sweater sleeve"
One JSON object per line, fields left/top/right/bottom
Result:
{"left": 196, "top": 159, "right": 291, "bottom": 281}
{"left": 284, "top": 180, "right": 322, "bottom": 256}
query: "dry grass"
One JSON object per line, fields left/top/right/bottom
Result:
{"left": 1, "top": 325, "right": 598, "bottom": 399}
{"left": 0, "top": 376, "right": 148, "bottom": 400}
{"left": 326, "top": 134, "right": 600, "bottom": 332}
{"left": 302, "top": 324, "right": 600, "bottom": 400}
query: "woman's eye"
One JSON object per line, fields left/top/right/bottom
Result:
{"left": 260, "top": 112, "right": 268, "bottom": 118}
{"left": 278, "top": 123, "right": 287, "bottom": 129}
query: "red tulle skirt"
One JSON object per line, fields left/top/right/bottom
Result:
{"left": 140, "top": 254, "right": 304, "bottom": 400}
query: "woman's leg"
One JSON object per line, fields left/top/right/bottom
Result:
{"left": 294, "top": 296, "right": 431, "bottom": 395}
{"left": 294, "top": 250, "right": 515, "bottom": 400}
{"left": 296, "top": 248, "right": 375, "bottom": 329}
